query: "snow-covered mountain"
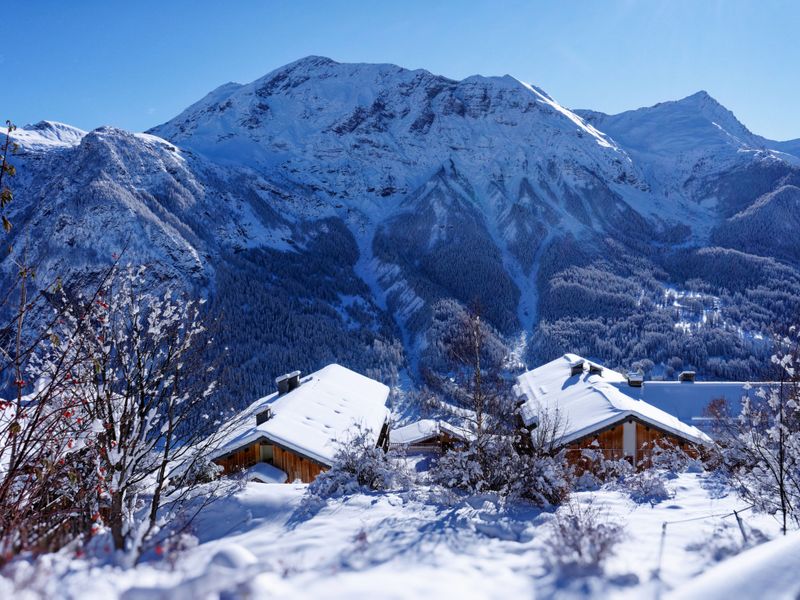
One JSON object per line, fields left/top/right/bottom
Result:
{"left": 578, "top": 92, "right": 800, "bottom": 219}
{"left": 6, "top": 57, "right": 800, "bottom": 404}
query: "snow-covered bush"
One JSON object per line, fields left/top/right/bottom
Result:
{"left": 429, "top": 447, "right": 485, "bottom": 492}
{"left": 546, "top": 502, "right": 623, "bottom": 576}
{"left": 424, "top": 303, "right": 573, "bottom": 506}
{"left": 686, "top": 521, "right": 768, "bottom": 565}
{"left": 171, "top": 457, "right": 224, "bottom": 488}
{"left": 430, "top": 436, "right": 573, "bottom": 507}
{"left": 574, "top": 447, "right": 634, "bottom": 490}
{"left": 510, "top": 450, "right": 573, "bottom": 507}
{"left": 623, "top": 470, "right": 672, "bottom": 505}
{"left": 646, "top": 441, "right": 703, "bottom": 477}
{"left": 308, "top": 425, "right": 411, "bottom": 499}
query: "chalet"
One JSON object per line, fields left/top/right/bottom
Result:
{"left": 389, "top": 419, "right": 469, "bottom": 454}
{"left": 513, "top": 354, "right": 713, "bottom": 466}
{"left": 211, "top": 364, "right": 390, "bottom": 483}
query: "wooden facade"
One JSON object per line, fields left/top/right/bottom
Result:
{"left": 214, "top": 417, "right": 389, "bottom": 484}
{"left": 214, "top": 442, "right": 260, "bottom": 473}
{"left": 273, "top": 446, "right": 327, "bottom": 482}
{"left": 564, "top": 417, "right": 696, "bottom": 469}
{"left": 567, "top": 423, "right": 626, "bottom": 461}
{"left": 213, "top": 438, "right": 329, "bottom": 484}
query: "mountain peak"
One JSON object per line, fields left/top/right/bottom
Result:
{"left": 682, "top": 89, "right": 714, "bottom": 102}
{"left": 283, "top": 55, "right": 340, "bottom": 70}
{"left": 672, "top": 90, "right": 727, "bottom": 111}
{"left": 12, "top": 120, "right": 87, "bottom": 149}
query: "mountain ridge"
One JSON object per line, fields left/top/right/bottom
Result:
{"left": 6, "top": 57, "right": 800, "bottom": 405}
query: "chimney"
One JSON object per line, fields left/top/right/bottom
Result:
{"left": 256, "top": 406, "right": 273, "bottom": 425}
{"left": 275, "top": 373, "right": 290, "bottom": 395}
{"left": 627, "top": 371, "right": 644, "bottom": 387}
{"left": 588, "top": 363, "right": 603, "bottom": 375}
{"left": 287, "top": 370, "right": 302, "bottom": 391}
{"left": 679, "top": 371, "right": 696, "bottom": 383}
{"left": 568, "top": 357, "right": 585, "bottom": 376}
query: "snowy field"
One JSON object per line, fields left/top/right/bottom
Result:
{"left": 3, "top": 470, "right": 793, "bottom": 600}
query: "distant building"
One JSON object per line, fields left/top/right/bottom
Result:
{"left": 389, "top": 419, "right": 469, "bottom": 454}
{"left": 514, "top": 354, "right": 714, "bottom": 466}
{"left": 211, "top": 364, "right": 390, "bottom": 483}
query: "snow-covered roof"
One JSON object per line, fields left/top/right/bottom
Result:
{"left": 212, "top": 364, "right": 390, "bottom": 466}
{"left": 513, "top": 354, "right": 712, "bottom": 446}
{"left": 390, "top": 419, "right": 469, "bottom": 445}
{"left": 614, "top": 380, "right": 760, "bottom": 429}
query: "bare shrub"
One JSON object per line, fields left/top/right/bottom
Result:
{"left": 546, "top": 502, "right": 623, "bottom": 576}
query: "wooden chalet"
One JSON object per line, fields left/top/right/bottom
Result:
{"left": 514, "top": 354, "right": 713, "bottom": 468}
{"left": 211, "top": 364, "right": 390, "bottom": 483}
{"left": 389, "top": 419, "right": 468, "bottom": 454}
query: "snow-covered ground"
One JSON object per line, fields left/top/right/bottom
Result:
{"left": 2, "top": 470, "right": 787, "bottom": 599}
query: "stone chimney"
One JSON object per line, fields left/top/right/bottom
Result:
{"left": 256, "top": 406, "right": 273, "bottom": 425}
{"left": 286, "top": 370, "right": 302, "bottom": 391}
{"left": 275, "top": 373, "right": 290, "bottom": 395}
{"left": 627, "top": 371, "right": 644, "bottom": 387}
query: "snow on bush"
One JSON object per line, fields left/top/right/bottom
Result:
{"left": 308, "top": 425, "right": 411, "bottom": 499}
{"left": 686, "top": 521, "right": 769, "bottom": 565}
{"left": 623, "top": 470, "right": 673, "bottom": 505}
{"left": 429, "top": 436, "right": 572, "bottom": 507}
{"left": 546, "top": 502, "right": 624, "bottom": 576}
{"left": 713, "top": 336, "right": 800, "bottom": 533}
{"left": 429, "top": 447, "right": 485, "bottom": 492}
{"left": 172, "top": 456, "right": 224, "bottom": 488}
{"left": 510, "top": 451, "right": 573, "bottom": 507}
{"left": 574, "top": 447, "right": 634, "bottom": 490}
{"left": 646, "top": 441, "right": 704, "bottom": 477}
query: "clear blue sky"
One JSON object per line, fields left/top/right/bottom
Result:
{"left": 5, "top": 0, "right": 799, "bottom": 140}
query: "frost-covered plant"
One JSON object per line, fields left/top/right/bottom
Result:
{"left": 0, "top": 263, "right": 117, "bottom": 561}
{"left": 510, "top": 450, "right": 573, "bottom": 507}
{"left": 308, "top": 424, "right": 411, "bottom": 499}
{"left": 574, "top": 446, "right": 634, "bottom": 490}
{"left": 686, "top": 521, "right": 768, "bottom": 564}
{"left": 426, "top": 302, "right": 574, "bottom": 506}
{"left": 646, "top": 441, "right": 703, "bottom": 477}
{"left": 714, "top": 329, "right": 800, "bottom": 534}
{"left": 546, "top": 502, "right": 623, "bottom": 576}
{"left": 171, "top": 456, "right": 224, "bottom": 488}
{"left": 58, "top": 265, "right": 227, "bottom": 562}
{"left": 429, "top": 447, "right": 485, "bottom": 492}
{"left": 0, "top": 264, "right": 230, "bottom": 564}
{"left": 430, "top": 435, "right": 573, "bottom": 507}
{"left": 623, "top": 470, "right": 672, "bottom": 505}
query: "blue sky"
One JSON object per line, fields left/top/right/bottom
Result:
{"left": 5, "top": 0, "right": 799, "bottom": 140}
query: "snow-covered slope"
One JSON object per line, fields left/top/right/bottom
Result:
{"left": 668, "top": 529, "right": 800, "bottom": 600}
{"left": 577, "top": 92, "right": 800, "bottom": 221}
{"left": 150, "top": 55, "right": 644, "bottom": 210}
{"left": 149, "top": 56, "right": 665, "bottom": 340}
{"left": 10, "top": 120, "right": 87, "bottom": 149}
{"left": 0, "top": 471, "right": 784, "bottom": 599}
{"left": 5, "top": 122, "right": 292, "bottom": 290}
